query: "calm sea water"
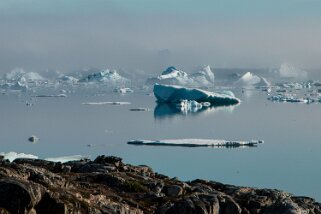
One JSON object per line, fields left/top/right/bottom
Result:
{"left": 0, "top": 85, "right": 321, "bottom": 201}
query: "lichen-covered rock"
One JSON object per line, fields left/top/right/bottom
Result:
{"left": 0, "top": 156, "right": 319, "bottom": 214}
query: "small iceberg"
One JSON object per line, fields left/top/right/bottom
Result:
{"left": 146, "top": 66, "right": 215, "bottom": 87}
{"left": 278, "top": 63, "right": 308, "bottom": 79}
{"left": 114, "top": 87, "right": 134, "bottom": 94}
{"left": 4, "top": 68, "right": 45, "bottom": 82}
{"left": 234, "top": 72, "right": 270, "bottom": 87}
{"left": 0, "top": 81, "right": 28, "bottom": 92}
{"left": 28, "top": 135, "right": 40, "bottom": 143}
{"left": 79, "top": 69, "right": 129, "bottom": 84}
{"left": 154, "top": 84, "right": 240, "bottom": 106}
{"left": 128, "top": 139, "right": 264, "bottom": 148}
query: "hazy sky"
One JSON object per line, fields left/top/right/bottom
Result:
{"left": 1, "top": 0, "right": 321, "bottom": 73}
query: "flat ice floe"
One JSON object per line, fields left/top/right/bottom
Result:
{"left": 33, "top": 94, "right": 67, "bottom": 98}
{"left": 154, "top": 84, "right": 240, "bottom": 106}
{"left": 82, "top": 101, "right": 131, "bottom": 105}
{"left": 278, "top": 63, "right": 308, "bottom": 79}
{"left": 128, "top": 139, "right": 264, "bottom": 148}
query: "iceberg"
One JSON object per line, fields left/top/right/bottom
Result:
{"left": 146, "top": 66, "right": 215, "bottom": 87}
{"left": 235, "top": 72, "right": 270, "bottom": 87}
{"left": 268, "top": 94, "right": 309, "bottom": 103}
{"left": 129, "top": 108, "right": 150, "bottom": 111}
{"left": 154, "top": 84, "right": 240, "bottom": 106}
{"left": 59, "top": 75, "right": 79, "bottom": 84}
{"left": 190, "top": 65, "right": 215, "bottom": 86}
{"left": 79, "top": 69, "right": 129, "bottom": 84}
{"left": 128, "top": 139, "right": 264, "bottom": 148}
{"left": 113, "top": 87, "right": 134, "bottom": 94}
{"left": 278, "top": 63, "right": 307, "bottom": 79}
{"left": 146, "top": 66, "right": 193, "bottom": 86}
{"left": 4, "top": 68, "right": 44, "bottom": 82}
{"left": 0, "top": 152, "right": 89, "bottom": 163}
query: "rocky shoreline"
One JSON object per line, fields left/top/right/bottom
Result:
{"left": 0, "top": 155, "right": 319, "bottom": 214}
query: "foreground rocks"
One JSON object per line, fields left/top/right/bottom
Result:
{"left": 0, "top": 155, "right": 319, "bottom": 214}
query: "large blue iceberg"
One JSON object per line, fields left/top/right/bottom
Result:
{"left": 153, "top": 84, "right": 240, "bottom": 106}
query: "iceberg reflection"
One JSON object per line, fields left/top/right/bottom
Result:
{"left": 154, "top": 103, "right": 238, "bottom": 120}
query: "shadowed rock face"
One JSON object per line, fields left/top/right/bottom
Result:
{"left": 0, "top": 155, "right": 319, "bottom": 214}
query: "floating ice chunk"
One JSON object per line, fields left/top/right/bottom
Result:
{"left": 268, "top": 94, "right": 308, "bottom": 103}
{"left": 279, "top": 82, "right": 303, "bottom": 90}
{"left": 0, "top": 82, "right": 28, "bottom": 92}
{"left": 59, "top": 75, "right": 79, "bottom": 84}
{"left": 129, "top": 108, "right": 150, "bottom": 111}
{"left": 235, "top": 72, "right": 270, "bottom": 87}
{"left": 34, "top": 94, "right": 67, "bottom": 98}
{"left": 154, "top": 84, "right": 240, "bottom": 106}
{"left": 114, "top": 87, "right": 134, "bottom": 94}
{"left": 128, "top": 139, "right": 264, "bottom": 148}
{"left": 45, "top": 155, "right": 89, "bottom": 163}
{"left": 4, "top": 68, "right": 44, "bottom": 82}
{"left": 82, "top": 101, "right": 131, "bottom": 105}
{"left": 79, "top": 69, "right": 129, "bottom": 84}
{"left": 0, "top": 152, "right": 38, "bottom": 162}
{"left": 28, "top": 135, "right": 39, "bottom": 143}
{"left": 147, "top": 66, "right": 215, "bottom": 87}
{"left": 147, "top": 67, "right": 193, "bottom": 86}
{"left": 278, "top": 63, "right": 307, "bottom": 79}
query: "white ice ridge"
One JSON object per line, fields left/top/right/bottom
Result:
{"left": 82, "top": 101, "right": 131, "bottom": 105}
{"left": 235, "top": 72, "right": 270, "bottom": 87}
{"left": 0, "top": 152, "right": 88, "bottom": 163}
{"left": 146, "top": 66, "right": 215, "bottom": 87}
{"left": 0, "top": 152, "right": 38, "bottom": 162}
{"left": 128, "top": 139, "right": 264, "bottom": 147}
{"left": 154, "top": 84, "right": 240, "bottom": 105}
{"left": 45, "top": 155, "right": 89, "bottom": 163}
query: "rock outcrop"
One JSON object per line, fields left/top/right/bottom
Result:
{"left": 0, "top": 155, "right": 319, "bottom": 214}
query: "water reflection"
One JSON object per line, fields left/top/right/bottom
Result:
{"left": 154, "top": 103, "right": 238, "bottom": 120}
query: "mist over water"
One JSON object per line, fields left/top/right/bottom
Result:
{"left": 1, "top": 0, "right": 321, "bottom": 73}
